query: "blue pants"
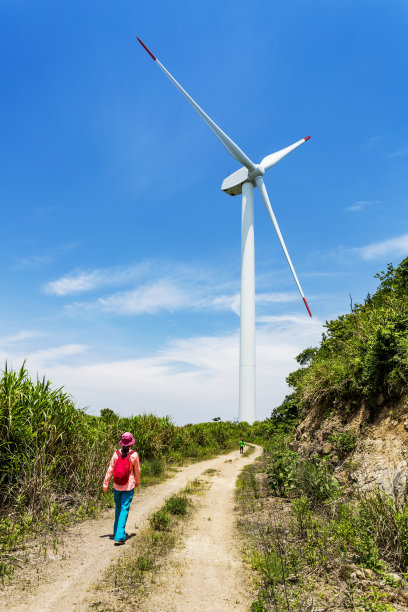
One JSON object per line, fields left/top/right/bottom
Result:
{"left": 113, "top": 488, "right": 134, "bottom": 542}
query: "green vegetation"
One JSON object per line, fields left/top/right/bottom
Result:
{"left": 235, "top": 259, "right": 408, "bottom": 609}
{"left": 0, "top": 363, "right": 256, "bottom": 578}
{"left": 285, "top": 258, "right": 408, "bottom": 413}
{"left": 267, "top": 443, "right": 340, "bottom": 503}
{"left": 164, "top": 494, "right": 189, "bottom": 516}
{"left": 149, "top": 508, "right": 171, "bottom": 531}
{"left": 237, "top": 441, "right": 408, "bottom": 610}
{"left": 328, "top": 429, "right": 357, "bottom": 456}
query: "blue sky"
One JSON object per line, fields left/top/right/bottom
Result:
{"left": 0, "top": 0, "right": 407, "bottom": 424}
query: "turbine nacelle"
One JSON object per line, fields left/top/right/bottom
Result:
{"left": 221, "top": 137, "right": 310, "bottom": 196}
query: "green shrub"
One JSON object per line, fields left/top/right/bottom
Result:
{"left": 296, "top": 455, "right": 340, "bottom": 503}
{"left": 164, "top": 495, "right": 188, "bottom": 516}
{"left": 149, "top": 509, "right": 171, "bottom": 531}
{"left": 267, "top": 448, "right": 298, "bottom": 497}
{"left": 135, "top": 555, "right": 153, "bottom": 571}
{"left": 328, "top": 430, "right": 357, "bottom": 456}
{"left": 267, "top": 450, "right": 339, "bottom": 503}
{"left": 358, "top": 489, "right": 408, "bottom": 571}
{"left": 284, "top": 257, "right": 408, "bottom": 409}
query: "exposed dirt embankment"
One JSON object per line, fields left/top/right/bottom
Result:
{"left": 293, "top": 395, "right": 408, "bottom": 502}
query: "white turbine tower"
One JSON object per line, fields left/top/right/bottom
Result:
{"left": 138, "top": 37, "right": 312, "bottom": 425}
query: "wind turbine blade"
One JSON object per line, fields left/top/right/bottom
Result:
{"left": 255, "top": 176, "right": 312, "bottom": 317}
{"left": 137, "top": 37, "right": 256, "bottom": 171}
{"left": 261, "top": 136, "right": 310, "bottom": 172}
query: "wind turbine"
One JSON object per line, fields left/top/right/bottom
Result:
{"left": 137, "top": 37, "right": 312, "bottom": 425}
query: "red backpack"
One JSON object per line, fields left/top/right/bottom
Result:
{"left": 114, "top": 449, "right": 135, "bottom": 485}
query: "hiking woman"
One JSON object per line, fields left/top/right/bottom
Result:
{"left": 103, "top": 432, "right": 140, "bottom": 545}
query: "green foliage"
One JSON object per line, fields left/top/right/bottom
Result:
{"left": 285, "top": 257, "right": 408, "bottom": 409}
{"left": 267, "top": 446, "right": 298, "bottom": 497}
{"left": 149, "top": 509, "right": 171, "bottom": 531}
{"left": 267, "top": 446, "right": 340, "bottom": 503}
{"left": 291, "top": 488, "right": 408, "bottom": 575}
{"left": 141, "top": 457, "right": 165, "bottom": 479}
{"left": 164, "top": 494, "right": 188, "bottom": 516}
{"left": 329, "top": 430, "right": 357, "bottom": 456}
{"left": 355, "top": 587, "right": 394, "bottom": 611}
{"left": 357, "top": 489, "right": 408, "bottom": 571}
{"left": 135, "top": 555, "right": 153, "bottom": 571}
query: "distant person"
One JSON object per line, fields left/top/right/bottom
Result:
{"left": 240, "top": 438, "right": 245, "bottom": 455}
{"left": 103, "top": 432, "right": 140, "bottom": 545}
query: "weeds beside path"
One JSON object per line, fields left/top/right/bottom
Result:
{"left": 2, "top": 446, "right": 261, "bottom": 612}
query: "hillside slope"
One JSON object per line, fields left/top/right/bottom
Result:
{"left": 287, "top": 257, "right": 408, "bottom": 501}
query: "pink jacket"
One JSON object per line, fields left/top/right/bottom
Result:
{"left": 103, "top": 449, "right": 141, "bottom": 492}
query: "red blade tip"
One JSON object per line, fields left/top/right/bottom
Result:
{"left": 304, "top": 135, "right": 311, "bottom": 141}
{"left": 303, "top": 297, "right": 312, "bottom": 317}
{"left": 137, "top": 37, "right": 156, "bottom": 61}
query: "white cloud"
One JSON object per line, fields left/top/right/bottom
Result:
{"left": 0, "top": 315, "right": 323, "bottom": 424}
{"left": 387, "top": 146, "right": 408, "bottom": 159}
{"left": 46, "top": 261, "right": 304, "bottom": 320}
{"left": 29, "top": 344, "right": 89, "bottom": 364}
{"left": 352, "top": 234, "right": 408, "bottom": 261}
{"left": 16, "top": 243, "right": 78, "bottom": 268}
{"left": 345, "top": 200, "right": 381, "bottom": 212}
{"left": 360, "top": 136, "right": 381, "bottom": 150}
{"left": 47, "top": 272, "right": 104, "bottom": 296}
{"left": 65, "top": 280, "right": 300, "bottom": 317}
{"left": 97, "top": 280, "right": 189, "bottom": 314}
{"left": 210, "top": 294, "right": 241, "bottom": 315}
{"left": 45, "top": 263, "right": 150, "bottom": 296}
{"left": 256, "top": 292, "right": 298, "bottom": 305}
{"left": 0, "top": 330, "right": 45, "bottom": 344}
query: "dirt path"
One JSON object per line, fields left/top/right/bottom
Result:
{"left": 3, "top": 446, "right": 261, "bottom": 611}
{"left": 144, "top": 448, "right": 261, "bottom": 611}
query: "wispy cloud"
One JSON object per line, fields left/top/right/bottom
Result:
{"left": 49, "top": 260, "right": 305, "bottom": 319}
{"left": 387, "top": 146, "right": 408, "bottom": 159}
{"left": 45, "top": 263, "right": 151, "bottom": 295}
{"left": 65, "top": 278, "right": 300, "bottom": 317}
{"left": 16, "top": 243, "right": 78, "bottom": 268}
{"left": 0, "top": 330, "right": 45, "bottom": 344}
{"left": 345, "top": 200, "right": 381, "bottom": 212}
{"left": 360, "top": 136, "right": 381, "bottom": 150}
{"left": 29, "top": 344, "right": 89, "bottom": 364}
{"left": 97, "top": 280, "right": 189, "bottom": 315}
{"left": 351, "top": 234, "right": 408, "bottom": 261}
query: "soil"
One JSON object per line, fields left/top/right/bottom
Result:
{"left": 293, "top": 397, "right": 408, "bottom": 502}
{"left": 2, "top": 446, "right": 261, "bottom": 611}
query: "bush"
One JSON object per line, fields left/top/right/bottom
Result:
{"left": 164, "top": 495, "right": 188, "bottom": 516}
{"left": 328, "top": 430, "right": 357, "bottom": 456}
{"left": 284, "top": 257, "right": 408, "bottom": 410}
{"left": 135, "top": 555, "right": 153, "bottom": 571}
{"left": 149, "top": 509, "right": 171, "bottom": 531}
{"left": 267, "top": 450, "right": 340, "bottom": 504}
{"left": 358, "top": 489, "right": 408, "bottom": 571}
